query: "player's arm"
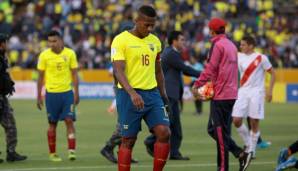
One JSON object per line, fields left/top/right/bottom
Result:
{"left": 155, "top": 54, "right": 167, "bottom": 98}
{"left": 113, "top": 60, "right": 144, "bottom": 110}
{"left": 266, "top": 67, "right": 275, "bottom": 102}
{"left": 71, "top": 68, "right": 79, "bottom": 105}
{"left": 155, "top": 54, "right": 170, "bottom": 112}
{"left": 37, "top": 69, "right": 44, "bottom": 110}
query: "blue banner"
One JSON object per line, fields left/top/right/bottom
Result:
{"left": 79, "top": 83, "right": 114, "bottom": 99}
{"left": 286, "top": 84, "right": 298, "bottom": 102}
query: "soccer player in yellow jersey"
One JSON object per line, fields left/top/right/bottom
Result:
{"left": 112, "top": 5, "right": 170, "bottom": 171}
{"left": 36, "top": 30, "right": 79, "bottom": 162}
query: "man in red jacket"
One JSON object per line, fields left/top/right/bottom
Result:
{"left": 192, "top": 18, "right": 252, "bottom": 171}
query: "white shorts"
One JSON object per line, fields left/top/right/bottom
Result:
{"left": 232, "top": 89, "right": 265, "bottom": 120}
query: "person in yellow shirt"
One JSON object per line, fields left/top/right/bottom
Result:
{"left": 112, "top": 5, "right": 170, "bottom": 171}
{"left": 36, "top": 30, "right": 79, "bottom": 162}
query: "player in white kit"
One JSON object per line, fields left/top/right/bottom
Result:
{"left": 232, "top": 36, "right": 275, "bottom": 157}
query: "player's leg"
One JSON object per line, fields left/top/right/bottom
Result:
{"left": 233, "top": 117, "right": 251, "bottom": 151}
{"left": 45, "top": 92, "right": 63, "bottom": 161}
{"left": 64, "top": 118, "right": 76, "bottom": 160}
{"left": 47, "top": 122, "right": 61, "bottom": 161}
{"left": 144, "top": 89, "right": 171, "bottom": 171}
{"left": 248, "top": 93, "right": 265, "bottom": 157}
{"left": 152, "top": 125, "right": 170, "bottom": 171}
{"left": 119, "top": 137, "right": 137, "bottom": 171}
{"left": 101, "top": 123, "right": 121, "bottom": 163}
{"left": 248, "top": 118, "right": 260, "bottom": 156}
{"left": 144, "top": 134, "right": 156, "bottom": 157}
{"left": 232, "top": 96, "right": 251, "bottom": 151}
{"left": 116, "top": 89, "right": 142, "bottom": 171}
{"left": 247, "top": 117, "right": 264, "bottom": 145}
{"left": 60, "top": 90, "right": 77, "bottom": 160}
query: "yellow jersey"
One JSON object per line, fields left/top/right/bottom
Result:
{"left": 37, "top": 47, "right": 78, "bottom": 93}
{"left": 111, "top": 31, "right": 162, "bottom": 90}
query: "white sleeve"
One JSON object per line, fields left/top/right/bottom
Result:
{"left": 262, "top": 55, "right": 272, "bottom": 71}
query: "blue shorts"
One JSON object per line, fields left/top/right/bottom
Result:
{"left": 45, "top": 90, "right": 76, "bottom": 122}
{"left": 116, "top": 88, "right": 170, "bottom": 137}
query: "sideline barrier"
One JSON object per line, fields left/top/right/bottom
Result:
{"left": 9, "top": 68, "right": 298, "bottom": 102}
{"left": 11, "top": 81, "right": 114, "bottom": 100}
{"left": 11, "top": 81, "right": 298, "bottom": 103}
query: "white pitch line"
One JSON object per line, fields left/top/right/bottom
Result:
{"left": 0, "top": 161, "right": 276, "bottom": 171}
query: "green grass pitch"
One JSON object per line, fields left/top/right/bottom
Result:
{"left": 0, "top": 100, "right": 297, "bottom": 171}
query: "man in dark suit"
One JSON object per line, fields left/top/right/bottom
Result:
{"left": 144, "top": 31, "right": 200, "bottom": 160}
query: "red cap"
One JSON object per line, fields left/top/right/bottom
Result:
{"left": 208, "top": 18, "right": 226, "bottom": 32}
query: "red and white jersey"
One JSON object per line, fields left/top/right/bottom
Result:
{"left": 238, "top": 52, "right": 272, "bottom": 91}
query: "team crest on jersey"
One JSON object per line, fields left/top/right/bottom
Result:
{"left": 148, "top": 44, "right": 154, "bottom": 51}
{"left": 62, "top": 56, "right": 67, "bottom": 62}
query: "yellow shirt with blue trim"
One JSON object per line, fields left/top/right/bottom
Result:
{"left": 111, "top": 31, "right": 162, "bottom": 90}
{"left": 37, "top": 47, "right": 78, "bottom": 93}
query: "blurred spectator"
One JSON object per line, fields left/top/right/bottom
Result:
{"left": 0, "top": 0, "right": 297, "bottom": 69}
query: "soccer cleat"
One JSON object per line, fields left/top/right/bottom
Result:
{"left": 6, "top": 152, "right": 27, "bottom": 162}
{"left": 257, "top": 140, "right": 271, "bottom": 149}
{"left": 49, "top": 153, "right": 62, "bottom": 162}
{"left": 276, "top": 156, "right": 297, "bottom": 171}
{"left": 101, "top": 147, "right": 117, "bottom": 163}
{"left": 277, "top": 148, "right": 289, "bottom": 165}
{"left": 68, "top": 151, "right": 76, "bottom": 161}
{"left": 239, "top": 152, "right": 253, "bottom": 171}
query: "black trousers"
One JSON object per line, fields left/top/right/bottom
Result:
{"left": 208, "top": 100, "right": 242, "bottom": 171}
{"left": 145, "top": 97, "right": 182, "bottom": 156}
{"left": 0, "top": 95, "right": 17, "bottom": 153}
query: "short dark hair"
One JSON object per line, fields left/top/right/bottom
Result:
{"left": 168, "top": 31, "right": 182, "bottom": 45}
{"left": 242, "top": 35, "right": 256, "bottom": 47}
{"left": 138, "top": 5, "right": 157, "bottom": 18}
{"left": 47, "top": 30, "right": 62, "bottom": 38}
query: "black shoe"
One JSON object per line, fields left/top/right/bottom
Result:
{"left": 100, "top": 147, "right": 117, "bottom": 163}
{"left": 239, "top": 152, "right": 252, "bottom": 171}
{"left": 6, "top": 152, "right": 27, "bottom": 162}
{"left": 169, "top": 155, "right": 190, "bottom": 160}
{"left": 144, "top": 142, "right": 154, "bottom": 158}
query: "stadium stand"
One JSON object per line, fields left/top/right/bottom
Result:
{"left": 0, "top": 0, "right": 297, "bottom": 69}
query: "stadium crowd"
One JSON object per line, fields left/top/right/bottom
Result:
{"left": 0, "top": 0, "right": 297, "bottom": 69}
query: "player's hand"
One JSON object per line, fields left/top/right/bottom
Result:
{"left": 74, "top": 93, "right": 80, "bottom": 105}
{"left": 191, "top": 85, "right": 207, "bottom": 101}
{"left": 266, "top": 91, "right": 272, "bottom": 102}
{"left": 129, "top": 91, "right": 144, "bottom": 110}
{"left": 37, "top": 96, "right": 43, "bottom": 110}
{"left": 162, "top": 97, "right": 171, "bottom": 115}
